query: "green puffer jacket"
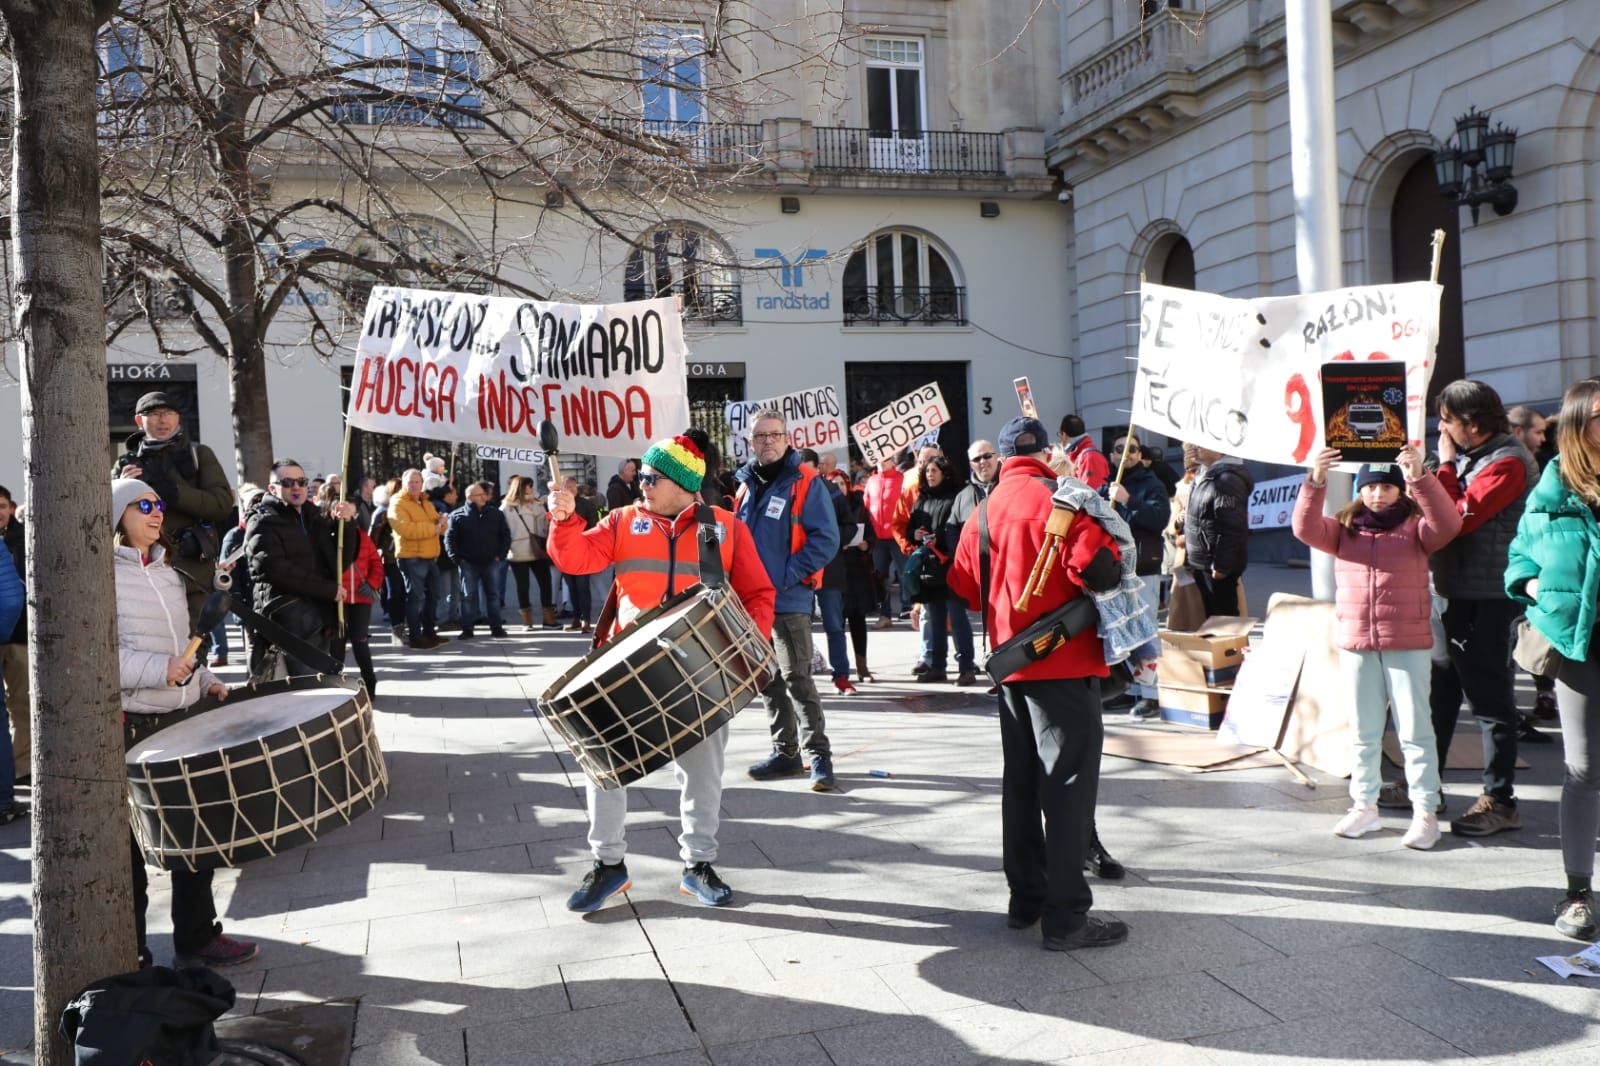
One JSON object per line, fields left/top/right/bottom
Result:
{"left": 1506, "top": 458, "right": 1600, "bottom": 661}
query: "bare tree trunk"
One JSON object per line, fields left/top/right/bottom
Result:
{"left": 1, "top": 2, "right": 136, "bottom": 1061}
{"left": 216, "top": 21, "right": 273, "bottom": 486}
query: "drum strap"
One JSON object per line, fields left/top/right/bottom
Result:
{"left": 177, "top": 569, "right": 343, "bottom": 675}
{"left": 695, "top": 504, "right": 725, "bottom": 590}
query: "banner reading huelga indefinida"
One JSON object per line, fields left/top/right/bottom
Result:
{"left": 346, "top": 286, "right": 690, "bottom": 454}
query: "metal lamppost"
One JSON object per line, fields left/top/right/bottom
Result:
{"left": 1433, "top": 107, "right": 1519, "bottom": 224}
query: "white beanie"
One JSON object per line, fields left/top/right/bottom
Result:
{"left": 112, "top": 477, "right": 155, "bottom": 525}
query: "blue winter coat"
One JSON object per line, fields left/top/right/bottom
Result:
{"left": 445, "top": 503, "right": 512, "bottom": 566}
{"left": 734, "top": 450, "right": 841, "bottom": 615}
{"left": 0, "top": 541, "right": 21, "bottom": 639}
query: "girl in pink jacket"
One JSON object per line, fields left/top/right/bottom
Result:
{"left": 1292, "top": 445, "right": 1463, "bottom": 850}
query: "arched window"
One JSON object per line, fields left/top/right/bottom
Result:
{"left": 842, "top": 228, "right": 965, "bottom": 326}
{"left": 1156, "top": 235, "right": 1195, "bottom": 290}
{"left": 624, "top": 223, "right": 741, "bottom": 325}
{"left": 1390, "top": 156, "right": 1463, "bottom": 406}
{"left": 337, "top": 215, "right": 487, "bottom": 311}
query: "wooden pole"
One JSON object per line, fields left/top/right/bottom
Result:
{"left": 1112, "top": 413, "right": 1139, "bottom": 486}
{"left": 1428, "top": 228, "right": 1447, "bottom": 284}
{"left": 334, "top": 417, "right": 354, "bottom": 635}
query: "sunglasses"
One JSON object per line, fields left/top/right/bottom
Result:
{"left": 274, "top": 477, "right": 309, "bottom": 488}
{"left": 638, "top": 472, "right": 667, "bottom": 487}
{"left": 970, "top": 453, "right": 997, "bottom": 463}
{"left": 134, "top": 498, "right": 166, "bottom": 515}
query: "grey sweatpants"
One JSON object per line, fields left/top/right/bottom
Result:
{"left": 586, "top": 725, "right": 728, "bottom": 865}
{"left": 1554, "top": 650, "right": 1600, "bottom": 877}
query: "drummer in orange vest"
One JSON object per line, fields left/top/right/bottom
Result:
{"left": 547, "top": 434, "right": 775, "bottom": 912}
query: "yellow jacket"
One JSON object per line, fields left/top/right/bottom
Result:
{"left": 389, "top": 492, "right": 442, "bottom": 560}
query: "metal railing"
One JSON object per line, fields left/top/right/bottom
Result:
{"left": 842, "top": 286, "right": 967, "bottom": 327}
{"left": 814, "top": 127, "right": 1004, "bottom": 175}
{"left": 329, "top": 97, "right": 486, "bottom": 130}
{"left": 607, "top": 118, "right": 764, "bottom": 166}
{"left": 680, "top": 285, "right": 743, "bottom": 325}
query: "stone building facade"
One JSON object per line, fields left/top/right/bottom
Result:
{"left": 1053, "top": 0, "right": 1600, "bottom": 439}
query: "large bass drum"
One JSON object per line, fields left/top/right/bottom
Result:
{"left": 539, "top": 584, "right": 776, "bottom": 790}
{"left": 125, "top": 676, "right": 388, "bottom": 871}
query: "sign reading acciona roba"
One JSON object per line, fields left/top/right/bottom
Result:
{"left": 347, "top": 287, "right": 690, "bottom": 454}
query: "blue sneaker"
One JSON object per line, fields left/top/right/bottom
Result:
{"left": 809, "top": 754, "right": 836, "bottom": 792}
{"left": 566, "top": 860, "right": 631, "bottom": 912}
{"left": 748, "top": 749, "right": 805, "bottom": 780}
{"left": 680, "top": 862, "right": 733, "bottom": 906}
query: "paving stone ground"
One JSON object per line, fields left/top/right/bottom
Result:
{"left": 2, "top": 565, "right": 1597, "bottom": 1064}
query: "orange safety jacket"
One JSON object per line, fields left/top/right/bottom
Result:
{"left": 547, "top": 502, "right": 776, "bottom": 638}
{"left": 734, "top": 465, "right": 825, "bottom": 589}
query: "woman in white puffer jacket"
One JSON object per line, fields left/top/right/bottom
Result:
{"left": 114, "top": 478, "right": 257, "bottom": 969}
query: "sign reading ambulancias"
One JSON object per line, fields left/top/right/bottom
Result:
{"left": 347, "top": 287, "right": 690, "bottom": 454}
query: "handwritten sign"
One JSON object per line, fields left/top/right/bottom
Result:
{"left": 726, "top": 385, "right": 845, "bottom": 463}
{"left": 1133, "top": 282, "right": 1442, "bottom": 467}
{"left": 347, "top": 287, "right": 689, "bottom": 455}
{"left": 850, "top": 382, "right": 950, "bottom": 466}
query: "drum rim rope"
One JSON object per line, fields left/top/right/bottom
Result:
{"left": 540, "top": 585, "right": 777, "bottom": 790}
{"left": 130, "top": 681, "right": 388, "bottom": 870}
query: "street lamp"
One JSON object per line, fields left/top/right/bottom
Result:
{"left": 1433, "top": 106, "right": 1519, "bottom": 224}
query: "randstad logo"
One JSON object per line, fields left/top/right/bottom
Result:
{"left": 754, "top": 248, "right": 831, "bottom": 311}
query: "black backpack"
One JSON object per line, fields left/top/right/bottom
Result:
{"left": 901, "top": 544, "right": 949, "bottom": 604}
{"left": 58, "top": 965, "right": 234, "bottom": 1066}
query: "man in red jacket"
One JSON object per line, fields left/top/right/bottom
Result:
{"left": 1057, "top": 413, "right": 1110, "bottom": 491}
{"left": 948, "top": 417, "right": 1129, "bottom": 951}
{"left": 864, "top": 455, "right": 905, "bottom": 626}
{"left": 548, "top": 434, "right": 776, "bottom": 911}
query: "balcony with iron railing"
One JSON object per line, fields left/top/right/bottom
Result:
{"left": 814, "top": 127, "right": 1005, "bottom": 176}
{"left": 329, "top": 96, "right": 486, "bottom": 130}
{"left": 609, "top": 118, "right": 765, "bottom": 167}
{"left": 680, "top": 284, "right": 744, "bottom": 326}
{"left": 842, "top": 286, "right": 967, "bottom": 328}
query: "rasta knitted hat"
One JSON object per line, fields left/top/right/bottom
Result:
{"left": 641, "top": 435, "right": 706, "bottom": 492}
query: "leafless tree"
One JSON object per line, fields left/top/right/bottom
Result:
{"left": 4, "top": 0, "right": 852, "bottom": 484}
{"left": 0, "top": 1, "right": 134, "bottom": 1062}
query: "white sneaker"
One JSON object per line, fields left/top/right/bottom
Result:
{"left": 1333, "top": 804, "right": 1382, "bottom": 838}
{"left": 1402, "top": 808, "right": 1441, "bottom": 850}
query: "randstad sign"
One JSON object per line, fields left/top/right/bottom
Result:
{"left": 753, "top": 247, "right": 830, "bottom": 312}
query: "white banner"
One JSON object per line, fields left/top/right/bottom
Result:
{"left": 347, "top": 287, "right": 689, "bottom": 455}
{"left": 850, "top": 382, "right": 951, "bottom": 466}
{"left": 726, "top": 385, "right": 845, "bottom": 463}
{"left": 1247, "top": 474, "right": 1303, "bottom": 531}
{"left": 1133, "top": 281, "right": 1442, "bottom": 467}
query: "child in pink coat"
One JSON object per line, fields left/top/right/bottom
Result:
{"left": 1292, "top": 445, "right": 1463, "bottom": 849}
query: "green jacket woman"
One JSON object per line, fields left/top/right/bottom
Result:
{"left": 1506, "top": 457, "right": 1600, "bottom": 661}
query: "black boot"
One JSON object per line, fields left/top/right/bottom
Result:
{"left": 1084, "top": 828, "right": 1125, "bottom": 881}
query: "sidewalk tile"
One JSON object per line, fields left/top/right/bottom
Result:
{"left": 675, "top": 969, "right": 909, "bottom": 1045}
{"left": 367, "top": 895, "right": 547, "bottom": 953}
{"left": 1018, "top": 971, "right": 1277, "bottom": 1044}
{"left": 350, "top": 1029, "right": 466, "bottom": 1066}
{"left": 873, "top": 941, "right": 1102, "bottom": 1014}
{"left": 1207, "top": 942, "right": 1464, "bottom": 1021}
{"left": 1190, "top": 1006, "right": 1467, "bottom": 1063}
{"left": 351, "top": 966, "right": 569, "bottom": 1047}
{"left": 707, "top": 1033, "right": 833, "bottom": 1066}
{"left": 561, "top": 952, "right": 677, "bottom": 1009}
{"left": 463, "top": 999, "right": 698, "bottom": 1066}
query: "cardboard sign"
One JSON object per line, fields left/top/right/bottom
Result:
{"left": 475, "top": 444, "right": 546, "bottom": 465}
{"left": 726, "top": 385, "right": 845, "bottom": 463}
{"left": 347, "top": 287, "right": 689, "bottom": 454}
{"left": 850, "top": 382, "right": 950, "bottom": 466}
{"left": 1133, "top": 281, "right": 1441, "bottom": 467}
{"left": 1320, "top": 360, "right": 1407, "bottom": 463}
{"left": 1014, "top": 376, "right": 1038, "bottom": 418}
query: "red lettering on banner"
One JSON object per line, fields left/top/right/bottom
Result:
{"left": 354, "top": 355, "right": 386, "bottom": 413}
{"left": 394, "top": 358, "right": 415, "bottom": 417}
{"left": 1284, "top": 373, "right": 1315, "bottom": 464}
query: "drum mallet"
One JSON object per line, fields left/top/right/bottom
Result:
{"left": 170, "top": 590, "right": 231, "bottom": 686}
{"left": 1015, "top": 504, "right": 1078, "bottom": 612}
{"left": 538, "top": 419, "right": 563, "bottom": 487}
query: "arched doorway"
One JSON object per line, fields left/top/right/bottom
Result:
{"left": 1389, "top": 156, "right": 1463, "bottom": 407}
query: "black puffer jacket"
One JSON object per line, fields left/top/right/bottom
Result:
{"left": 822, "top": 486, "right": 877, "bottom": 613}
{"left": 244, "top": 495, "right": 357, "bottom": 618}
{"left": 1183, "top": 458, "right": 1254, "bottom": 579}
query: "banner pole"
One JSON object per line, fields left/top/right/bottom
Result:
{"left": 334, "top": 416, "right": 353, "bottom": 636}
{"left": 1113, "top": 414, "right": 1138, "bottom": 487}
{"left": 1428, "top": 229, "right": 1447, "bottom": 284}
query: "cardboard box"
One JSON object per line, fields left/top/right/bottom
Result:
{"left": 1158, "top": 615, "right": 1257, "bottom": 688}
{"left": 1158, "top": 683, "right": 1231, "bottom": 730}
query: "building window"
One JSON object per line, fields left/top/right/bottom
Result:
{"left": 105, "top": 249, "right": 191, "bottom": 325}
{"left": 624, "top": 223, "right": 741, "bottom": 325}
{"left": 327, "top": 0, "right": 484, "bottom": 128}
{"left": 842, "top": 229, "right": 965, "bottom": 327}
{"left": 337, "top": 215, "right": 487, "bottom": 311}
{"left": 863, "top": 37, "right": 926, "bottom": 171}
{"left": 641, "top": 26, "right": 705, "bottom": 134}
{"left": 1158, "top": 236, "right": 1195, "bottom": 290}
{"left": 98, "top": 24, "right": 144, "bottom": 103}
